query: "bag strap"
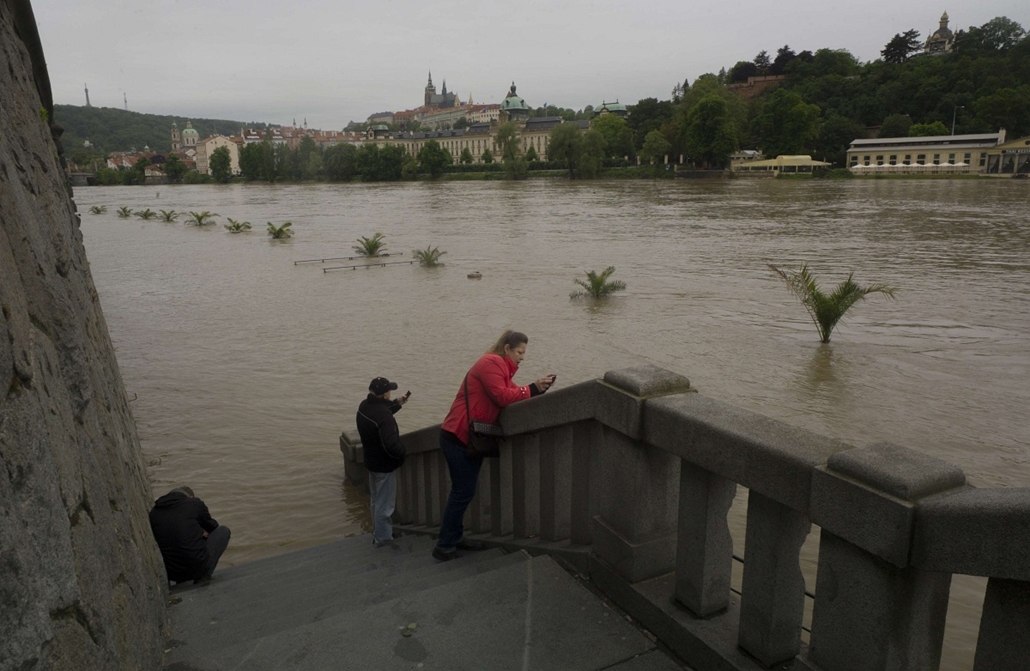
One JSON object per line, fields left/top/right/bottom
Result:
{"left": 463, "top": 370, "right": 472, "bottom": 425}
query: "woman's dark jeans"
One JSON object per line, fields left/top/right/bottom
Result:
{"left": 436, "top": 430, "right": 483, "bottom": 551}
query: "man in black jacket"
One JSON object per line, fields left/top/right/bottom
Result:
{"left": 149, "top": 487, "right": 231, "bottom": 584}
{"left": 356, "top": 377, "right": 408, "bottom": 547}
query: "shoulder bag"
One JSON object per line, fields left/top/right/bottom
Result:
{"left": 463, "top": 372, "right": 503, "bottom": 458}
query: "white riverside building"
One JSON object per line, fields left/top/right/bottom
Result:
{"left": 846, "top": 130, "right": 1030, "bottom": 175}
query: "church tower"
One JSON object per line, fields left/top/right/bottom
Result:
{"left": 425, "top": 72, "right": 436, "bottom": 107}
{"left": 171, "top": 122, "right": 181, "bottom": 153}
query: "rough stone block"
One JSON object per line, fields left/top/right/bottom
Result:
{"left": 645, "top": 393, "right": 845, "bottom": 513}
{"left": 826, "top": 443, "right": 966, "bottom": 500}
{"left": 500, "top": 380, "right": 599, "bottom": 436}
{"left": 603, "top": 365, "right": 691, "bottom": 397}
{"left": 808, "top": 531, "right": 950, "bottom": 671}
{"left": 973, "top": 577, "right": 1030, "bottom": 671}
{"left": 810, "top": 466, "right": 916, "bottom": 567}
{"left": 913, "top": 487, "right": 1030, "bottom": 580}
{"left": 591, "top": 515, "right": 677, "bottom": 583}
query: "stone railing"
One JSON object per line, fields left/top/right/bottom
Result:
{"left": 340, "top": 366, "right": 1029, "bottom": 670}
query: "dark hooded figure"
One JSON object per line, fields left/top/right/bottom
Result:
{"left": 149, "top": 486, "right": 231, "bottom": 584}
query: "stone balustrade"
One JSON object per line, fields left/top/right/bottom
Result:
{"left": 340, "top": 365, "right": 1030, "bottom": 670}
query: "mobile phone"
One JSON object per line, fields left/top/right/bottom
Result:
{"left": 550, "top": 375, "right": 557, "bottom": 382}
{"left": 404, "top": 390, "right": 412, "bottom": 398}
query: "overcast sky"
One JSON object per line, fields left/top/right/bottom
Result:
{"left": 33, "top": 0, "right": 1029, "bottom": 129}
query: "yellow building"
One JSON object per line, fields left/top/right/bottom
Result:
{"left": 847, "top": 131, "right": 998, "bottom": 173}
{"left": 732, "top": 155, "right": 830, "bottom": 175}
{"left": 195, "top": 135, "right": 241, "bottom": 176}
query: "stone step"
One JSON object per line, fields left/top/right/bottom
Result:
{"left": 168, "top": 537, "right": 523, "bottom": 649}
{"left": 164, "top": 553, "right": 663, "bottom": 671}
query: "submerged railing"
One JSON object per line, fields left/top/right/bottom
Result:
{"left": 340, "top": 365, "right": 1029, "bottom": 670}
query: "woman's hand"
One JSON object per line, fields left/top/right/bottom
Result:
{"left": 535, "top": 374, "right": 557, "bottom": 391}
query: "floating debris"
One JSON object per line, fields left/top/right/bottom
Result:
{"left": 467, "top": 271, "right": 482, "bottom": 279}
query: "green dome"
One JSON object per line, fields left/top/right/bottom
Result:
{"left": 500, "top": 82, "right": 528, "bottom": 110}
{"left": 182, "top": 121, "right": 199, "bottom": 136}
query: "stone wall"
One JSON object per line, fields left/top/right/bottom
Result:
{"left": 0, "top": 1, "right": 167, "bottom": 669}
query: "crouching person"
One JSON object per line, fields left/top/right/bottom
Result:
{"left": 149, "top": 486, "right": 231, "bottom": 585}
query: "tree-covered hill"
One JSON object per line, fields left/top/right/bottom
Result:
{"left": 54, "top": 105, "right": 270, "bottom": 155}
{"left": 620, "top": 15, "right": 1030, "bottom": 168}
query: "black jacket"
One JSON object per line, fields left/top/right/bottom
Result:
{"left": 356, "top": 394, "right": 405, "bottom": 473}
{"left": 148, "top": 491, "right": 219, "bottom": 582}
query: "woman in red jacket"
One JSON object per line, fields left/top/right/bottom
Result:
{"left": 433, "top": 330, "right": 554, "bottom": 561}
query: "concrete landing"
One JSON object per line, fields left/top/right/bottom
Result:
{"left": 162, "top": 535, "right": 685, "bottom": 671}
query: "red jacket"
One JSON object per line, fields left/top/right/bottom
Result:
{"left": 442, "top": 353, "right": 532, "bottom": 444}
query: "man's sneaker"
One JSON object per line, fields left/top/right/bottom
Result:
{"left": 432, "top": 547, "right": 458, "bottom": 561}
{"left": 456, "top": 539, "right": 488, "bottom": 551}
{"left": 372, "top": 536, "right": 396, "bottom": 548}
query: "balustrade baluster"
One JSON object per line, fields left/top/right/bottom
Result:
{"left": 674, "top": 460, "right": 737, "bottom": 617}
{"left": 738, "top": 490, "right": 810, "bottom": 665}
{"left": 973, "top": 577, "right": 1030, "bottom": 670}
{"left": 512, "top": 434, "right": 541, "bottom": 539}
{"left": 540, "top": 426, "right": 574, "bottom": 541}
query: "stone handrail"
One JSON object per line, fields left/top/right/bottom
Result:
{"left": 340, "top": 365, "right": 1029, "bottom": 670}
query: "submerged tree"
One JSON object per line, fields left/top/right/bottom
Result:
{"left": 159, "top": 209, "right": 179, "bottom": 222}
{"left": 135, "top": 208, "right": 156, "bottom": 220}
{"left": 225, "top": 218, "right": 252, "bottom": 233}
{"left": 570, "top": 266, "right": 627, "bottom": 299}
{"left": 768, "top": 263, "right": 897, "bottom": 343}
{"left": 186, "top": 211, "right": 219, "bottom": 226}
{"left": 89, "top": 205, "right": 107, "bottom": 214}
{"left": 117, "top": 206, "right": 133, "bottom": 218}
{"left": 353, "top": 232, "right": 386, "bottom": 257}
{"left": 413, "top": 246, "right": 446, "bottom": 267}
{"left": 267, "top": 221, "right": 293, "bottom": 239}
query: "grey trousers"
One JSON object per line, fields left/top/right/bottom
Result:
{"left": 369, "top": 471, "right": 397, "bottom": 544}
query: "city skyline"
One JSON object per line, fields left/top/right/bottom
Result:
{"left": 34, "top": 0, "right": 1030, "bottom": 130}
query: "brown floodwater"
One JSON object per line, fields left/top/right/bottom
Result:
{"left": 74, "top": 179, "right": 1029, "bottom": 669}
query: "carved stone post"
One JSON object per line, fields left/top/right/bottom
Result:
{"left": 589, "top": 366, "right": 691, "bottom": 582}
{"left": 737, "top": 491, "right": 810, "bottom": 663}
{"left": 973, "top": 578, "right": 1030, "bottom": 670}
{"left": 805, "top": 444, "right": 967, "bottom": 671}
{"left": 674, "top": 461, "right": 736, "bottom": 616}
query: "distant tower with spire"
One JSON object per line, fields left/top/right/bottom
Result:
{"left": 171, "top": 122, "right": 182, "bottom": 153}
{"left": 123, "top": 92, "right": 128, "bottom": 110}
{"left": 924, "top": 11, "right": 955, "bottom": 55}
{"left": 425, "top": 71, "right": 436, "bottom": 107}
{"left": 84, "top": 83, "right": 90, "bottom": 107}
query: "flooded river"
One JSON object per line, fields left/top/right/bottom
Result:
{"left": 75, "top": 179, "right": 1029, "bottom": 668}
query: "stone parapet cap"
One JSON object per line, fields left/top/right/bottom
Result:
{"left": 603, "top": 366, "right": 691, "bottom": 398}
{"left": 913, "top": 487, "right": 1030, "bottom": 580}
{"left": 645, "top": 393, "right": 845, "bottom": 513}
{"left": 826, "top": 443, "right": 966, "bottom": 500}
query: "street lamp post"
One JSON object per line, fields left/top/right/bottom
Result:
{"left": 951, "top": 105, "right": 964, "bottom": 135}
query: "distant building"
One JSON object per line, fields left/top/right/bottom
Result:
{"left": 195, "top": 135, "right": 241, "bottom": 175}
{"left": 424, "top": 72, "right": 459, "bottom": 109}
{"left": 368, "top": 82, "right": 571, "bottom": 163}
{"left": 732, "top": 155, "right": 830, "bottom": 175}
{"left": 498, "top": 82, "right": 530, "bottom": 124}
{"left": 367, "top": 111, "right": 395, "bottom": 126}
{"left": 726, "top": 74, "right": 787, "bottom": 101}
{"left": 845, "top": 130, "right": 1030, "bottom": 175}
{"left": 924, "top": 12, "right": 955, "bottom": 55}
{"left": 467, "top": 105, "right": 501, "bottom": 124}
{"left": 171, "top": 122, "right": 182, "bottom": 152}
{"left": 181, "top": 121, "right": 199, "bottom": 149}
{"left": 594, "top": 101, "right": 628, "bottom": 118}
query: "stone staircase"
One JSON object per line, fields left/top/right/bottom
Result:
{"left": 161, "top": 534, "right": 685, "bottom": 671}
